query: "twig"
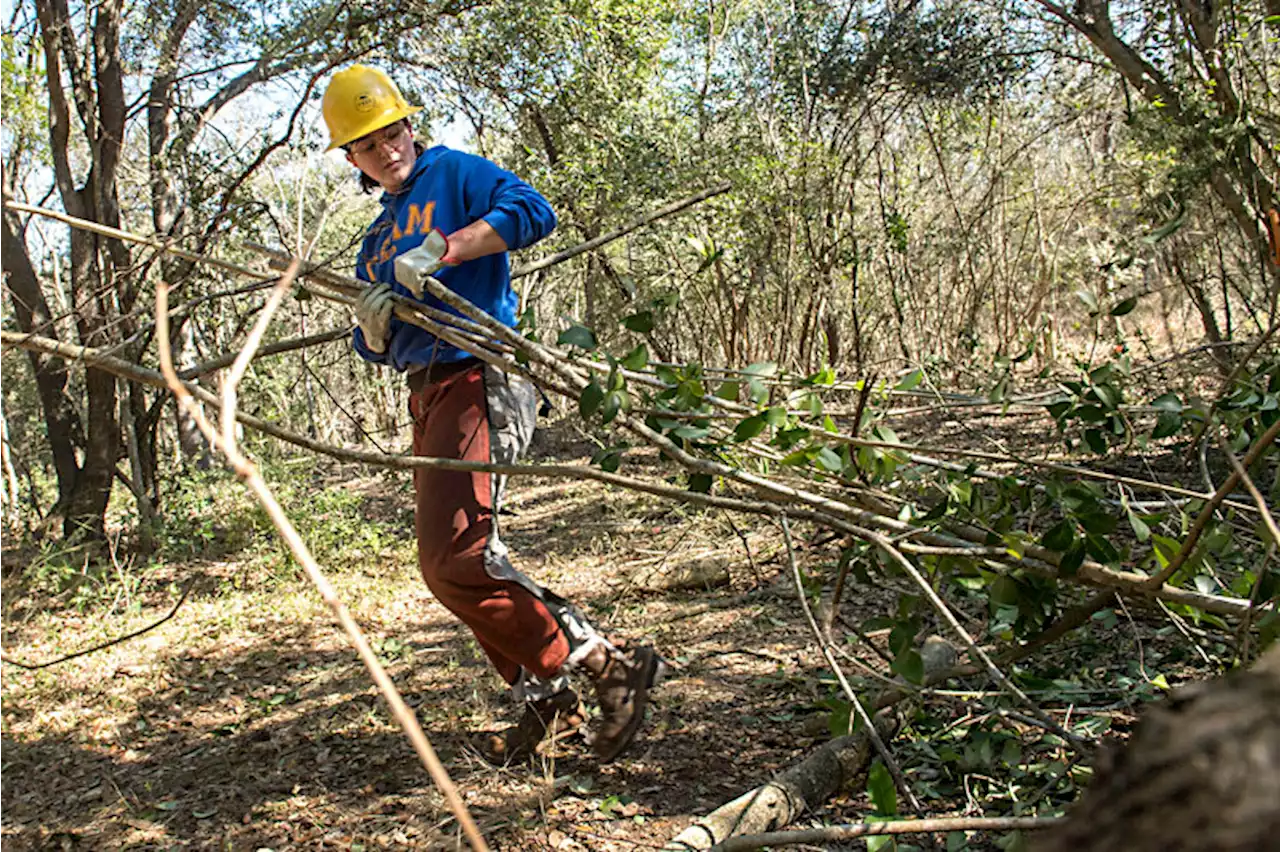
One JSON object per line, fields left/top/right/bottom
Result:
{"left": 179, "top": 327, "right": 349, "bottom": 379}
{"left": 780, "top": 515, "right": 926, "bottom": 816}
{"left": 1, "top": 578, "right": 195, "bottom": 670}
{"left": 850, "top": 371, "right": 878, "bottom": 438}
{"left": 853, "top": 527, "right": 1090, "bottom": 752}
{"left": 724, "top": 512, "right": 764, "bottom": 587}
{"left": 3, "top": 199, "right": 272, "bottom": 282}
{"left": 1215, "top": 428, "right": 1280, "bottom": 549}
{"left": 705, "top": 815, "right": 1062, "bottom": 851}
{"left": 510, "top": 182, "right": 732, "bottom": 278}
{"left": 1145, "top": 416, "right": 1280, "bottom": 589}
{"left": 153, "top": 267, "right": 489, "bottom": 852}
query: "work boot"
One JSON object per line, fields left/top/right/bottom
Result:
{"left": 584, "top": 645, "right": 666, "bottom": 763}
{"left": 481, "top": 689, "right": 586, "bottom": 765}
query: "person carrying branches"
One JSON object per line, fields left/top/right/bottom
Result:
{"left": 321, "top": 65, "right": 664, "bottom": 763}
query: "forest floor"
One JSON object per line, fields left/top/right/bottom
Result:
{"left": 0, "top": 411, "right": 1222, "bottom": 851}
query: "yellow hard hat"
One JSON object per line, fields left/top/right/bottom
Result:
{"left": 322, "top": 65, "right": 422, "bottom": 151}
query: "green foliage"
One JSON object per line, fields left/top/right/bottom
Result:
{"left": 1, "top": 30, "right": 50, "bottom": 169}
{"left": 1045, "top": 359, "right": 1132, "bottom": 454}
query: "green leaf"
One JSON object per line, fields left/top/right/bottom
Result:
{"left": 591, "top": 447, "right": 623, "bottom": 472}
{"left": 1152, "top": 411, "right": 1182, "bottom": 439}
{"left": 1128, "top": 512, "right": 1151, "bottom": 542}
{"left": 557, "top": 323, "right": 597, "bottom": 350}
{"left": 743, "top": 362, "right": 778, "bottom": 377}
{"left": 1092, "top": 383, "right": 1121, "bottom": 410}
{"left": 867, "top": 761, "right": 898, "bottom": 816}
{"left": 621, "top": 344, "right": 649, "bottom": 371}
{"left": 1143, "top": 204, "right": 1188, "bottom": 244}
{"left": 623, "top": 311, "right": 654, "bottom": 333}
{"left": 1084, "top": 428, "right": 1107, "bottom": 454}
{"left": 734, "top": 415, "right": 767, "bottom": 442}
{"left": 1109, "top": 296, "right": 1138, "bottom": 316}
{"left": 764, "top": 406, "right": 788, "bottom": 428}
{"left": 1151, "top": 392, "right": 1182, "bottom": 411}
{"left": 814, "top": 447, "right": 844, "bottom": 472}
{"left": 1046, "top": 400, "right": 1073, "bottom": 421}
{"left": 1085, "top": 533, "right": 1120, "bottom": 564}
{"left": 1077, "top": 511, "right": 1118, "bottom": 535}
{"left": 688, "top": 473, "right": 713, "bottom": 493}
{"left": 715, "top": 380, "right": 740, "bottom": 401}
{"left": 1041, "top": 520, "right": 1075, "bottom": 552}
{"left": 601, "top": 390, "right": 626, "bottom": 424}
{"left": 896, "top": 368, "right": 924, "bottom": 391}
{"left": 1059, "top": 541, "right": 1087, "bottom": 577}
{"left": 1152, "top": 534, "right": 1182, "bottom": 570}
{"left": 579, "top": 381, "right": 605, "bottom": 418}
{"left": 671, "top": 423, "right": 711, "bottom": 441}
{"left": 891, "top": 648, "right": 925, "bottom": 685}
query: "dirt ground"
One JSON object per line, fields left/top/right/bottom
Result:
{"left": 1, "top": 436, "right": 905, "bottom": 851}
{"left": 4, "top": 396, "right": 1221, "bottom": 851}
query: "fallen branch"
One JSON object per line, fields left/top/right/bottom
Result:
{"left": 1145, "top": 416, "right": 1280, "bottom": 589}
{"left": 154, "top": 266, "right": 490, "bottom": 852}
{"left": 0, "top": 329, "right": 1262, "bottom": 618}
{"left": 706, "top": 815, "right": 1063, "bottom": 851}
{"left": 781, "top": 515, "right": 924, "bottom": 815}
{"left": 665, "top": 623, "right": 956, "bottom": 850}
{"left": 1, "top": 577, "right": 195, "bottom": 670}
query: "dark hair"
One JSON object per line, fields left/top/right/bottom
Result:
{"left": 347, "top": 121, "right": 424, "bottom": 193}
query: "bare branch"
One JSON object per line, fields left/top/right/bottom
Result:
{"left": 153, "top": 268, "right": 490, "bottom": 852}
{"left": 512, "top": 182, "right": 733, "bottom": 278}
{"left": 704, "top": 815, "right": 1063, "bottom": 851}
{"left": 780, "top": 514, "right": 925, "bottom": 815}
{"left": 1, "top": 578, "right": 195, "bottom": 670}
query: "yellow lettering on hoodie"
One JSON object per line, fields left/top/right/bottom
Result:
{"left": 394, "top": 202, "right": 436, "bottom": 241}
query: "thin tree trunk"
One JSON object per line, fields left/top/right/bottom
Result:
{"left": 1, "top": 211, "right": 83, "bottom": 517}
{"left": 118, "top": 378, "right": 155, "bottom": 550}
{"left": 0, "top": 404, "right": 21, "bottom": 524}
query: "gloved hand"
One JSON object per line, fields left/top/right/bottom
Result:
{"left": 355, "top": 283, "right": 395, "bottom": 353}
{"left": 394, "top": 228, "right": 450, "bottom": 299}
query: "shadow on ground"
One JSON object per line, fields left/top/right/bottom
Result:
{"left": 3, "top": 565, "right": 851, "bottom": 850}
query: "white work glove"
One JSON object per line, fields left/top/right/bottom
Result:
{"left": 355, "top": 283, "right": 395, "bottom": 354}
{"left": 394, "top": 228, "right": 450, "bottom": 299}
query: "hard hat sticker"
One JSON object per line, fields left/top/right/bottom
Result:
{"left": 354, "top": 93, "right": 375, "bottom": 113}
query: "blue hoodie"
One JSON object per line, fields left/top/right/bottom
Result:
{"left": 352, "top": 145, "right": 557, "bottom": 369}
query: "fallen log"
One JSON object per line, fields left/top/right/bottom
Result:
{"left": 665, "top": 639, "right": 954, "bottom": 850}
{"left": 665, "top": 699, "right": 901, "bottom": 850}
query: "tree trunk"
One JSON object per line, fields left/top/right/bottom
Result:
{"left": 1036, "top": 647, "right": 1280, "bottom": 852}
{"left": 1, "top": 403, "right": 22, "bottom": 523}
{"left": 1, "top": 211, "right": 84, "bottom": 517}
{"left": 118, "top": 379, "right": 155, "bottom": 550}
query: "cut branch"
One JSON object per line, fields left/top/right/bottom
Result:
{"left": 706, "top": 815, "right": 1062, "bottom": 851}
{"left": 152, "top": 267, "right": 490, "bottom": 852}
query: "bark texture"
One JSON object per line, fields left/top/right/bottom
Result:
{"left": 1037, "top": 647, "right": 1280, "bottom": 852}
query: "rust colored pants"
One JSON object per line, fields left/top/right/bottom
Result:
{"left": 411, "top": 362, "right": 596, "bottom": 691}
